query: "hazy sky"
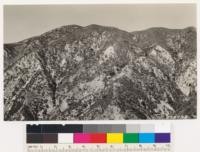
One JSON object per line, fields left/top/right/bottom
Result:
{"left": 4, "top": 4, "right": 196, "bottom": 43}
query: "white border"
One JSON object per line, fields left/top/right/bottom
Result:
{"left": 0, "top": 1, "right": 199, "bottom": 152}
{"left": 1, "top": 0, "right": 198, "bottom": 5}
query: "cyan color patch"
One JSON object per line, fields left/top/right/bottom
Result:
{"left": 139, "top": 133, "right": 155, "bottom": 143}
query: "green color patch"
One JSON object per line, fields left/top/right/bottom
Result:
{"left": 123, "top": 133, "right": 139, "bottom": 143}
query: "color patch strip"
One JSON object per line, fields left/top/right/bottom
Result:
{"left": 27, "top": 124, "right": 170, "bottom": 134}
{"left": 27, "top": 125, "right": 42, "bottom": 133}
{"left": 27, "top": 134, "right": 58, "bottom": 143}
{"left": 97, "top": 125, "right": 112, "bottom": 133}
{"left": 42, "top": 124, "right": 83, "bottom": 133}
{"left": 111, "top": 125, "right": 126, "bottom": 133}
{"left": 27, "top": 134, "right": 43, "bottom": 143}
{"left": 155, "top": 133, "right": 170, "bottom": 143}
{"left": 73, "top": 133, "right": 106, "bottom": 143}
{"left": 58, "top": 133, "right": 73, "bottom": 143}
{"left": 74, "top": 133, "right": 91, "bottom": 143}
{"left": 155, "top": 124, "right": 171, "bottom": 133}
{"left": 26, "top": 124, "right": 171, "bottom": 144}
{"left": 27, "top": 133, "right": 171, "bottom": 143}
{"left": 83, "top": 125, "right": 98, "bottom": 133}
{"left": 107, "top": 133, "right": 123, "bottom": 143}
{"left": 139, "top": 124, "right": 154, "bottom": 133}
{"left": 123, "top": 133, "right": 139, "bottom": 143}
{"left": 90, "top": 133, "right": 107, "bottom": 143}
{"left": 43, "top": 134, "right": 58, "bottom": 143}
{"left": 126, "top": 124, "right": 140, "bottom": 133}
{"left": 95, "top": 124, "right": 126, "bottom": 133}
{"left": 41, "top": 125, "right": 60, "bottom": 133}
{"left": 139, "top": 133, "right": 155, "bottom": 143}
{"left": 60, "top": 125, "right": 83, "bottom": 133}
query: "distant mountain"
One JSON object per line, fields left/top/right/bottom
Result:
{"left": 4, "top": 24, "right": 196, "bottom": 120}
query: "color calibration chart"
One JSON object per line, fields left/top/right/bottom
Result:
{"left": 26, "top": 124, "right": 172, "bottom": 152}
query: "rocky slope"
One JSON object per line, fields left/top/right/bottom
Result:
{"left": 4, "top": 24, "right": 197, "bottom": 120}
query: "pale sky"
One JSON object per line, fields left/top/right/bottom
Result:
{"left": 4, "top": 4, "right": 196, "bottom": 43}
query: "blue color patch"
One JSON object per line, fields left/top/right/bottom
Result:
{"left": 139, "top": 133, "right": 155, "bottom": 143}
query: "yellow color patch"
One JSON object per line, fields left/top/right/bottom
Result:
{"left": 107, "top": 133, "right": 123, "bottom": 143}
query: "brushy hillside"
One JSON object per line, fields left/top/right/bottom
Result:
{"left": 4, "top": 25, "right": 196, "bottom": 120}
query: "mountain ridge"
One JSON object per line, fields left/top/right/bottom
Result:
{"left": 5, "top": 24, "right": 196, "bottom": 44}
{"left": 4, "top": 24, "right": 197, "bottom": 120}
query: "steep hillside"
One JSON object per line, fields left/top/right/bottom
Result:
{"left": 4, "top": 25, "right": 196, "bottom": 120}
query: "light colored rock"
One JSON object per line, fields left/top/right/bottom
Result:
{"left": 99, "top": 46, "right": 115, "bottom": 64}
{"left": 74, "top": 55, "right": 83, "bottom": 62}
{"left": 176, "top": 61, "right": 196, "bottom": 96}
{"left": 155, "top": 100, "right": 174, "bottom": 116}
{"left": 149, "top": 45, "right": 175, "bottom": 72}
{"left": 60, "top": 100, "right": 69, "bottom": 112}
